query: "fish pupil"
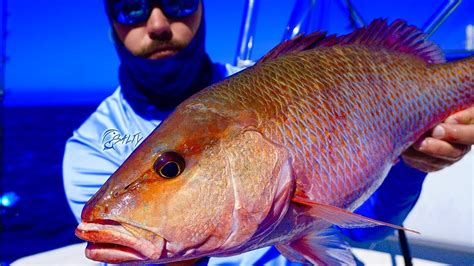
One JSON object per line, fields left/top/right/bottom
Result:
{"left": 154, "top": 151, "right": 185, "bottom": 179}
{"left": 160, "top": 162, "right": 180, "bottom": 178}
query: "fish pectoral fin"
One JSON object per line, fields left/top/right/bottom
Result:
{"left": 276, "top": 227, "right": 355, "bottom": 265}
{"left": 292, "top": 196, "right": 419, "bottom": 234}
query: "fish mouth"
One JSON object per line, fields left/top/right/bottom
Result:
{"left": 76, "top": 220, "right": 164, "bottom": 263}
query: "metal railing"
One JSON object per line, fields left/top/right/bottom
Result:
{"left": 234, "top": 0, "right": 465, "bottom": 66}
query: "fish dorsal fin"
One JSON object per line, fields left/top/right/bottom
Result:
{"left": 276, "top": 227, "right": 355, "bottom": 265}
{"left": 258, "top": 19, "right": 445, "bottom": 65}
{"left": 258, "top": 31, "right": 329, "bottom": 64}
{"left": 292, "top": 196, "right": 419, "bottom": 234}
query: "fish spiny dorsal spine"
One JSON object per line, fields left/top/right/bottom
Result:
{"left": 258, "top": 19, "right": 445, "bottom": 65}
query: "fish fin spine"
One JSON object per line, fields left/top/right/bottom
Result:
{"left": 258, "top": 19, "right": 445, "bottom": 65}
{"left": 275, "top": 244, "right": 308, "bottom": 264}
{"left": 258, "top": 31, "right": 329, "bottom": 64}
{"left": 292, "top": 196, "right": 419, "bottom": 234}
{"left": 278, "top": 228, "right": 356, "bottom": 265}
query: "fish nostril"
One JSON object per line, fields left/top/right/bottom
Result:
{"left": 123, "top": 178, "right": 143, "bottom": 192}
{"left": 111, "top": 178, "right": 142, "bottom": 198}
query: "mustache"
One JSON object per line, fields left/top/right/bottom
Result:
{"left": 136, "top": 40, "right": 189, "bottom": 57}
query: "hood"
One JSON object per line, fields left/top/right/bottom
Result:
{"left": 109, "top": 4, "right": 225, "bottom": 116}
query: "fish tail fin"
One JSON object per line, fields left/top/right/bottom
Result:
{"left": 431, "top": 56, "right": 474, "bottom": 108}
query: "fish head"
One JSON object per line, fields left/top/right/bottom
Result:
{"left": 76, "top": 100, "right": 295, "bottom": 263}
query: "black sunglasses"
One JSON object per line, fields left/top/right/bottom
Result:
{"left": 106, "top": 0, "right": 199, "bottom": 25}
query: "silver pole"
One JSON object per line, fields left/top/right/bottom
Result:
{"left": 282, "top": 0, "right": 317, "bottom": 41}
{"left": 423, "top": 0, "right": 461, "bottom": 37}
{"left": 340, "top": 0, "right": 365, "bottom": 29}
{"left": 234, "top": 0, "right": 259, "bottom": 67}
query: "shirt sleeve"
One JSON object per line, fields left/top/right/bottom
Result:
{"left": 63, "top": 131, "right": 121, "bottom": 222}
{"left": 339, "top": 158, "right": 427, "bottom": 242}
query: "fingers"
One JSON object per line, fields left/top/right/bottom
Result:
{"left": 402, "top": 147, "right": 452, "bottom": 172}
{"left": 404, "top": 133, "right": 471, "bottom": 173}
{"left": 431, "top": 124, "right": 474, "bottom": 145}
{"left": 444, "top": 106, "right": 474, "bottom": 125}
{"left": 414, "top": 136, "right": 471, "bottom": 161}
{"left": 403, "top": 106, "right": 474, "bottom": 173}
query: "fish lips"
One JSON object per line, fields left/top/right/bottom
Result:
{"left": 76, "top": 221, "right": 164, "bottom": 263}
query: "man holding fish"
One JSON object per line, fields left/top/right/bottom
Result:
{"left": 63, "top": 0, "right": 473, "bottom": 264}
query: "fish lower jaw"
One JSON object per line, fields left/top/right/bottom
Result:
{"left": 85, "top": 242, "right": 147, "bottom": 263}
{"left": 76, "top": 222, "right": 163, "bottom": 263}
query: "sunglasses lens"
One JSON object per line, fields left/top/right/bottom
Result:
{"left": 111, "top": 0, "right": 150, "bottom": 25}
{"left": 160, "top": 0, "right": 199, "bottom": 18}
{"left": 108, "top": 0, "right": 199, "bottom": 25}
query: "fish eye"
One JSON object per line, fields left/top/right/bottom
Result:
{"left": 154, "top": 151, "right": 186, "bottom": 179}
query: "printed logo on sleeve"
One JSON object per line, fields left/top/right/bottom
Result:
{"left": 102, "top": 129, "right": 144, "bottom": 151}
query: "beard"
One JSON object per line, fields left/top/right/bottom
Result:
{"left": 135, "top": 39, "right": 190, "bottom": 58}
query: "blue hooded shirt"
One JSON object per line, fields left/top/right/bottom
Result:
{"left": 115, "top": 12, "right": 227, "bottom": 117}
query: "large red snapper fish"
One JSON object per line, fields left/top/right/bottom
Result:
{"left": 75, "top": 19, "right": 473, "bottom": 264}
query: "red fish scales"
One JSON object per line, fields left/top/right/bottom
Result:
{"left": 201, "top": 45, "right": 472, "bottom": 211}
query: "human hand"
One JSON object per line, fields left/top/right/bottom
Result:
{"left": 402, "top": 106, "right": 474, "bottom": 172}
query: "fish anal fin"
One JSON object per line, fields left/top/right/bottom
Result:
{"left": 275, "top": 244, "right": 308, "bottom": 264}
{"left": 277, "top": 228, "right": 355, "bottom": 265}
{"left": 258, "top": 19, "right": 444, "bottom": 65}
{"left": 292, "top": 196, "right": 419, "bottom": 234}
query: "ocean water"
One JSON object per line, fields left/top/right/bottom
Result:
{"left": 1, "top": 105, "right": 96, "bottom": 263}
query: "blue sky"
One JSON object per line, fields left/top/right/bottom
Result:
{"left": 4, "top": 0, "right": 474, "bottom": 105}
